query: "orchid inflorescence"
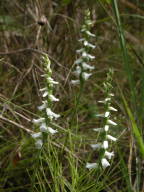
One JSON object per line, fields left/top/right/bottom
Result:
{"left": 86, "top": 69, "right": 117, "bottom": 170}
{"left": 71, "top": 9, "right": 95, "bottom": 85}
{"left": 31, "top": 54, "right": 60, "bottom": 149}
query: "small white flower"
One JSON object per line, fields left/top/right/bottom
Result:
{"left": 90, "top": 143, "right": 102, "bottom": 149}
{"left": 32, "top": 118, "right": 45, "bottom": 124}
{"left": 76, "top": 48, "right": 85, "bottom": 53}
{"left": 46, "top": 108, "right": 60, "bottom": 120}
{"left": 104, "top": 111, "right": 110, "bottom": 118}
{"left": 83, "top": 41, "right": 96, "bottom": 49}
{"left": 102, "top": 141, "right": 108, "bottom": 149}
{"left": 82, "top": 52, "right": 95, "bottom": 60}
{"left": 74, "top": 58, "right": 83, "bottom": 65}
{"left": 82, "top": 62, "right": 95, "bottom": 70}
{"left": 71, "top": 80, "right": 80, "bottom": 85}
{"left": 105, "top": 151, "right": 114, "bottom": 159}
{"left": 35, "top": 139, "right": 43, "bottom": 149}
{"left": 47, "top": 77, "right": 59, "bottom": 85}
{"left": 73, "top": 66, "right": 82, "bottom": 77}
{"left": 49, "top": 94, "right": 59, "bottom": 102}
{"left": 107, "top": 135, "right": 117, "bottom": 141}
{"left": 38, "top": 101, "right": 47, "bottom": 111}
{"left": 104, "top": 125, "right": 109, "bottom": 131}
{"left": 109, "top": 106, "right": 118, "bottom": 112}
{"left": 86, "top": 162, "right": 98, "bottom": 170}
{"left": 85, "top": 30, "right": 95, "bottom": 37}
{"left": 31, "top": 132, "right": 42, "bottom": 139}
{"left": 93, "top": 128, "right": 104, "bottom": 132}
{"left": 101, "top": 158, "right": 110, "bottom": 168}
{"left": 39, "top": 123, "right": 48, "bottom": 132}
{"left": 83, "top": 40, "right": 88, "bottom": 46}
{"left": 39, "top": 87, "right": 47, "bottom": 92}
{"left": 105, "top": 98, "right": 111, "bottom": 102}
{"left": 42, "top": 91, "right": 48, "bottom": 97}
{"left": 47, "top": 127, "right": 58, "bottom": 134}
{"left": 82, "top": 72, "right": 92, "bottom": 80}
{"left": 107, "top": 119, "right": 117, "bottom": 126}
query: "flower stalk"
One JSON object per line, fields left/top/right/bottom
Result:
{"left": 86, "top": 69, "right": 118, "bottom": 169}
{"left": 31, "top": 54, "right": 60, "bottom": 149}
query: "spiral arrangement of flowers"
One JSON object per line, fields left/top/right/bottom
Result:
{"left": 71, "top": 9, "right": 95, "bottom": 85}
{"left": 31, "top": 54, "right": 60, "bottom": 149}
{"left": 86, "top": 69, "right": 117, "bottom": 169}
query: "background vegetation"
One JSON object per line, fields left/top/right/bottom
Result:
{"left": 0, "top": 0, "right": 144, "bottom": 191}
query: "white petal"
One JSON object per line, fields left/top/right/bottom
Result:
{"left": 82, "top": 62, "right": 95, "bottom": 70}
{"left": 83, "top": 41, "right": 96, "bottom": 49}
{"left": 93, "top": 128, "right": 104, "bottom": 132}
{"left": 105, "top": 151, "right": 114, "bottom": 159}
{"left": 71, "top": 80, "right": 80, "bottom": 85}
{"left": 107, "top": 135, "right": 117, "bottom": 141}
{"left": 49, "top": 94, "right": 59, "bottom": 102}
{"left": 107, "top": 119, "right": 117, "bottom": 126}
{"left": 101, "top": 158, "right": 110, "bottom": 168}
{"left": 46, "top": 108, "right": 60, "bottom": 120}
{"left": 39, "top": 123, "right": 48, "bottom": 132}
{"left": 90, "top": 143, "right": 102, "bottom": 150}
{"left": 73, "top": 66, "right": 82, "bottom": 77}
{"left": 76, "top": 48, "right": 85, "bottom": 53}
{"left": 39, "top": 87, "right": 47, "bottom": 92}
{"left": 109, "top": 106, "right": 117, "bottom": 112}
{"left": 82, "top": 72, "right": 92, "bottom": 80}
{"left": 104, "top": 125, "right": 109, "bottom": 131}
{"left": 83, "top": 41, "right": 88, "bottom": 46}
{"left": 82, "top": 52, "right": 95, "bottom": 60}
{"left": 85, "top": 30, "right": 95, "bottom": 37}
{"left": 47, "top": 77, "right": 59, "bottom": 85}
{"left": 31, "top": 132, "right": 42, "bottom": 139}
{"left": 32, "top": 118, "right": 45, "bottom": 124}
{"left": 105, "top": 98, "right": 111, "bottom": 102}
{"left": 38, "top": 101, "right": 47, "bottom": 111}
{"left": 75, "top": 58, "right": 83, "bottom": 64}
{"left": 42, "top": 91, "right": 48, "bottom": 97}
{"left": 35, "top": 139, "right": 43, "bottom": 149}
{"left": 102, "top": 141, "right": 108, "bottom": 149}
{"left": 47, "top": 127, "right": 58, "bottom": 134}
{"left": 86, "top": 162, "right": 98, "bottom": 170}
{"left": 104, "top": 111, "right": 110, "bottom": 118}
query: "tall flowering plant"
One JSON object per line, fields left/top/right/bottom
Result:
{"left": 71, "top": 9, "right": 95, "bottom": 86}
{"left": 31, "top": 54, "right": 60, "bottom": 149}
{"left": 86, "top": 69, "right": 118, "bottom": 169}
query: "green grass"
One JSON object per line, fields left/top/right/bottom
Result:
{"left": 0, "top": 0, "right": 144, "bottom": 191}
